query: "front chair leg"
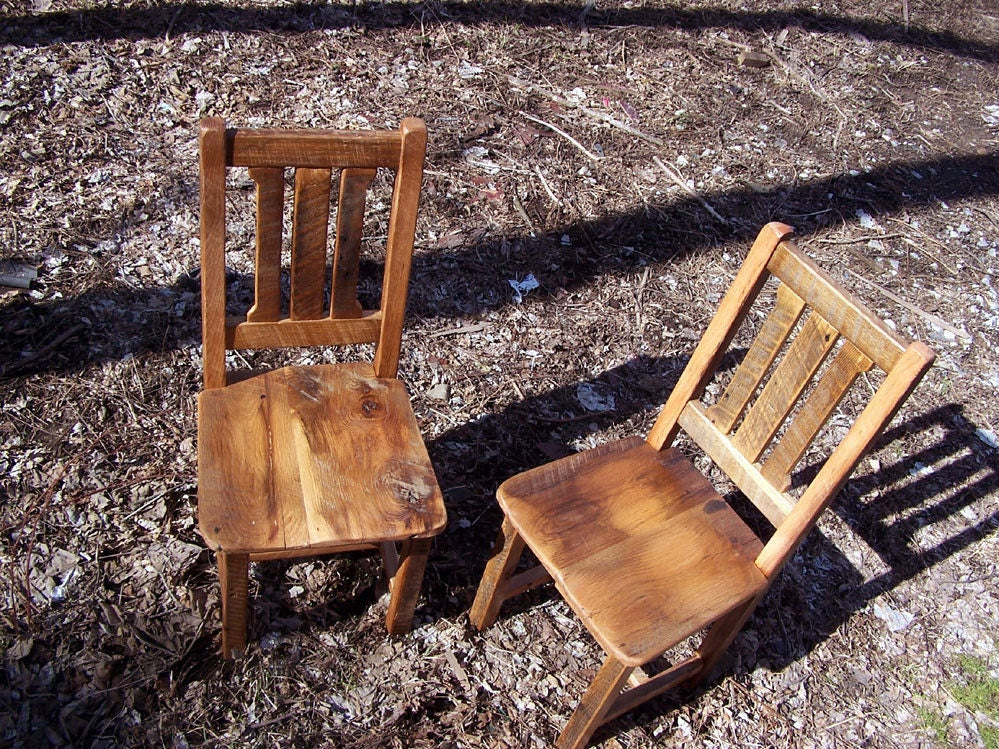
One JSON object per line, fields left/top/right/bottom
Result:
{"left": 557, "top": 655, "right": 634, "bottom": 749}
{"left": 469, "top": 516, "right": 526, "bottom": 630}
{"left": 218, "top": 550, "right": 250, "bottom": 658}
{"left": 385, "top": 537, "right": 432, "bottom": 634}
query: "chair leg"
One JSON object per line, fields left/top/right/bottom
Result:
{"left": 218, "top": 551, "right": 249, "bottom": 658}
{"left": 556, "top": 655, "right": 634, "bottom": 749}
{"left": 469, "top": 516, "right": 526, "bottom": 630}
{"left": 686, "top": 592, "right": 765, "bottom": 690}
{"left": 385, "top": 537, "right": 431, "bottom": 635}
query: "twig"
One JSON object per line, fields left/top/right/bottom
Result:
{"left": 652, "top": 156, "right": 730, "bottom": 226}
{"left": 510, "top": 75, "right": 665, "bottom": 147}
{"left": 518, "top": 111, "right": 603, "bottom": 162}
{"left": 843, "top": 269, "right": 971, "bottom": 341}
{"left": 2, "top": 323, "right": 86, "bottom": 376}
{"left": 533, "top": 166, "right": 563, "bottom": 208}
{"left": 815, "top": 233, "right": 905, "bottom": 246}
{"left": 427, "top": 323, "right": 487, "bottom": 339}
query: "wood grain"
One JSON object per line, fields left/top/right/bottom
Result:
{"left": 374, "top": 118, "right": 427, "bottom": 379}
{"left": 246, "top": 167, "right": 284, "bottom": 323}
{"left": 731, "top": 311, "right": 838, "bottom": 462}
{"left": 198, "top": 117, "right": 440, "bottom": 654}
{"left": 769, "top": 242, "right": 905, "bottom": 371}
{"left": 198, "top": 118, "right": 228, "bottom": 390}
{"left": 199, "top": 363, "right": 446, "bottom": 553}
{"left": 228, "top": 128, "right": 402, "bottom": 169}
{"left": 290, "top": 167, "right": 331, "bottom": 320}
{"left": 331, "top": 168, "right": 376, "bottom": 318}
{"left": 498, "top": 437, "right": 767, "bottom": 666}
{"left": 647, "top": 222, "right": 796, "bottom": 449}
{"left": 678, "top": 402, "right": 795, "bottom": 526}
{"left": 761, "top": 341, "right": 873, "bottom": 490}
{"left": 706, "top": 283, "right": 805, "bottom": 432}
{"left": 755, "top": 341, "right": 934, "bottom": 576}
{"left": 226, "top": 313, "right": 382, "bottom": 350}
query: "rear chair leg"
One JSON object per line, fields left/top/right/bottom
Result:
{"left": 687, "top": 593, "right": 764, "bottom": 690}
{"left": 385, "top": 537, "right": 431, "bottom": 634}
{"left": 469, "top": 516, "right": 526, "bottom": 630}
{"left": 219, "top": 551, "right": 250, "bottom": 658}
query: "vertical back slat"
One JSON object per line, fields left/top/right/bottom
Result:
{"left": 760, "top": 341, "right": 874, "bottom": 490}
{"left": 707, "top": 283, "right": 806, "bottom": 433}
{"left": 331, "top": 167, "right": 376, "bottom": 319}
{"left": 290, "top": 167, "right": 332, "bottom": 321}
{"left": 199, "top": 118, "right": 228, "bottom": 390}
{"left": 731, "top": 312, "right": 839, "bottom": 462}
{"left": 373, "top": 118, "right": 427, "bottom": 379}
{"left": 246, "top": 167, "right": 285, "bottom": 323}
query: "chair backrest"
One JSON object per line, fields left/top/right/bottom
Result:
{"left": 647, "top": 222, "right": 934, "bottom": 578}
{"left": 198, "top": 117, "right": 428, "bottom": 389}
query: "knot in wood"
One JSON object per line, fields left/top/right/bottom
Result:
{"left": 361, "top": 398, "right": 382, "bottom": 417}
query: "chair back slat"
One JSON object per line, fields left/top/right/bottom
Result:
{"left": 246, "top": 167, "right": 284, "bottom": 323}
{"left": 331, "top": 168, "right": 376, "bottom": 319}
{"left": 198, "top": 117, "right": 427, "bottom": 386}
{"left": 731, "top": 311, "right": 838, "bottom": 462}
{"left": 707, "top": 283, "right": 805, "bottom": 433}
{"left": 289, "top": 167, "right": 332, "bottom": 320}
{"left": 760, "top": 341, "right": 873, "bottom": 491}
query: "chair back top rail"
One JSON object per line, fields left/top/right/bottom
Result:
{"left": 198, "top": 117, "right": 427, "bottom": 389}
{"left": 226, "top": 127, "right": 405, "bottom": 169}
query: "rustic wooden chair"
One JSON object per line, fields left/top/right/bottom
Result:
{"left": 197, "top": 117, "right": 447, "bottom": 657}
{"left": 469, "top": 222, "right": 935, "bottom": 748}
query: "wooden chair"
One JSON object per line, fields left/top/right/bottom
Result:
{"left": 197, "top": 117, "right": 447, "bottom": 657}
{"left": 469, "top": 223, "right": 935, "bottom": 748}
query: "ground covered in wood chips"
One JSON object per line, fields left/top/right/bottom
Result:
{"left": 2, "top": 0, "right": 998, "bottom": 746}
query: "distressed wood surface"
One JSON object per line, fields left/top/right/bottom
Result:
{"left": 289, "top": 167, "right": 332, "bottom": 320}
{"left": 557, "top": 657, "right": 634, "bottom": 749}
{"left": 497, "top": 437, "right": 767, "bottom": 666}
{"left": 198, "top": 118, "right": 229, "bottom": 390}
{"left": 225, "top": 313, "right": 382, "bottom": 350}
{"left": 755, "top": 341, "right": 935, "bottom": 576}
{"left": 228, "top": 128, "right": 402, "bottom": 169}
{"left": 761, "top": 341, "right": 873, "bottom": 490}
{"left": 471, "top": 223, "right": 935, "bottom": 747}
{"left": 199, "top": 363, "right": 446, "bottom": 552}
{"left": 731, "top": 311, "right": 839, "bottom": 462}
{"left": 374, "top": 118, "right": 426, "bottom": 379}
{"left": 769, "top": 241, "right": 905, "bottom": 371}
{"left": 678, "top": 401, "right": 795, "bottom": 526}
{"left": 331, "top": 168, "right": 376, "bottom": 318}
{"left": 246, "top": 166, "right": 284, "bottom": 323}
{"left": 646, "top": 222, "right": 796, "bottom": 449}
{"left": 706, "top": 283, "right": 805, "bottom": 432}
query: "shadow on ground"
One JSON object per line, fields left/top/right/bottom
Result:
{"left": 3, "top": 2, "right": 997, "bottom": 64}
{"left": 3, "top": 147, "right": 997, "bottom": 380}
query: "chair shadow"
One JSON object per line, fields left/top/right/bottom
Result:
{"left": 3, "top": 2, "right": 997, "bottom": 63}
{"left": 3, "top": 144, "right": 998, "bottom": 381}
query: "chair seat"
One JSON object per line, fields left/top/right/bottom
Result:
{"left": 198, "top": 362, "right": 447, "bottom": 554}
{"left": 497, "top": 436, "right": 768, "bottom": 666}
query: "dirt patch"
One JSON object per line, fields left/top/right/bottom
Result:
{"left": 1, "top": 0, "right": 997, "bottom": 746}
